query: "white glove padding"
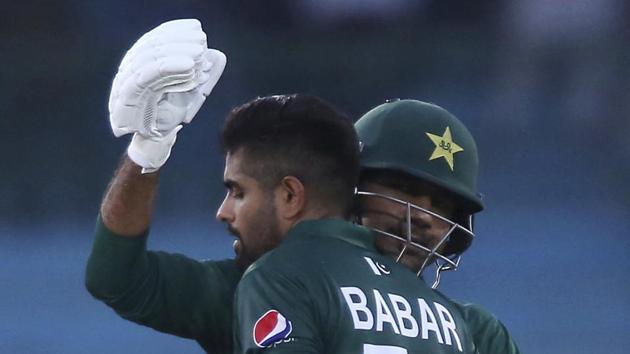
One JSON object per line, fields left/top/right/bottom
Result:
{"left": 108, "top": 19, "right": 227, "bottom": 138}
{"left": 119, "top": 19, "right": 208, "bottom": 71}
{"left": 153, "top": 48, "right": 227, "bottom": 128}
{"left": 127, "top": 125, "right": 183, "bottom": 174}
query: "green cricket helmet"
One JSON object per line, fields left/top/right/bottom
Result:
{"left": 354, "top": 99, "right": 483, "bottom": 287}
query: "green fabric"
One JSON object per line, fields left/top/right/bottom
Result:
{"left": 453, "top": 301, "right": 521, "bottom": 354}
{"left": 85, "top": 216, "right": 242, "bottom": 353}
{"left": 85, "top": 216, "right": 519, "bottom": 354}
{"left": 235, "top": 218, "right": 481, "bottom": 353}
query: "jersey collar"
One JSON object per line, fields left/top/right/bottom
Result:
{"left": 284, "top": 218, "right": 377, "bottom": 251}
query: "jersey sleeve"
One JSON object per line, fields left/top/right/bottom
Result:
{"left": 234, "top": 264, "right": 323, "bottom": 354}
{"left": 85, "top": 215, "right": 241, "bottom": 350}
{"left": 455, "top": 302, "right": 521, "bottom": 354}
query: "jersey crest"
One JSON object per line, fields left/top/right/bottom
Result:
{"left": 253, "top": 309, "right": 293, "bottom": 348}
{"left": 364, "top": 256, "right": 391, "bottom": 275}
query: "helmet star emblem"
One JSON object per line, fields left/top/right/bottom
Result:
{"left": 425, "top": 126, "right": 464, "bottom": 171}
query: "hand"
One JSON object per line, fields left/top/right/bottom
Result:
{"left": 108, "top": 19, "right": 226, "bottom": 173}
{"left": 126, "top": 125, "right": 183, "bottom": 173}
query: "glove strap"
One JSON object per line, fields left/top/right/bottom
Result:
{"left": 127, "top": 126, "right": 182, "bottom": 174}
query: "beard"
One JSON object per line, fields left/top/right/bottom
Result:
{"left": 232, "top": 202, "right": 282, "bottom": 271}
{"left": 375, "top": 235, "right": 424, "bottom": 273}
{"left": 374, "top": 225, "right": 444, "bottom": 274}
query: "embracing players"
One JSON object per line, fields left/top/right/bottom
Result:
{"left": 86, "top": 19, "right": 519, "bottom": 353}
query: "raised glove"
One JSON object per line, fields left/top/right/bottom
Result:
{"left": 109, "top": 19, "right": 226, "bottom": 137}
{"left": 107, "top": 19, "right": 226, "bottom": 173}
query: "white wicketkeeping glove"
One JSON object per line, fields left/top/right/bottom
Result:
{"left": 108, "top": 19, "right": 226, "bottom": 173}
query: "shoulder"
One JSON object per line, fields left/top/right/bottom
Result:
{"left": 450, "top": 300, "right": 501, "bottom": 325}
{"left": 200, "top": 258, "right": 242, "bottom": 284}
{"left": 201, "top": 258, "right": 240, "bottom": 274}
{"left": 244, "top": 234, "right": 331, "bottom": 277}
{"left": 451, "top": 300, "right": 521, "bottom": 353}
{"left": 241, "top": 243, "right": 314, "bottom": 286}
{"left": 238, "top": 235, "right": 340, "bottom": 299}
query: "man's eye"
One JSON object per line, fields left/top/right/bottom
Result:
{"left": 430, "top": 199, "right": 452, "bottom": 213}
{"left": 431, "top": 203, "right": 445, "bottom": 213}
{"left": 225, "top": 186, "right": 243, "bottom": 199}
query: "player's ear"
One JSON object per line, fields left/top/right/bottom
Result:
{"left": 275, "top": 176, "right": 306, "bottom": 220}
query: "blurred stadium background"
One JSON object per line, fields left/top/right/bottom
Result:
{"left": 1, "top": 1, "right": 629, "bottom": 353}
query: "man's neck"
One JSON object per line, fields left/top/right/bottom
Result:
{"left": 282, "top": 207, "right": 345, "bottom": 236}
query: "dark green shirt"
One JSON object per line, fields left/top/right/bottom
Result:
{"left": 453, "top": 302, "right": 520, "bottom": 354}
{"left": 85, "top": 217, "right": 241, "bottom": 353}
{"left": 85, "top": 217, "right": 519, "bottom": 354}
{"left": 234, "top": 219, "right": 510, "bottom": 354}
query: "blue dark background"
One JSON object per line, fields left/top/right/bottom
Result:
{"left": 1, "top": 1, "right": 629, "bottom": 353}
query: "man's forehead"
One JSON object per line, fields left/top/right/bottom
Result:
{"left": 224, "top": 150, "right": 246, "bottom": 179}
{"left": 224, "top": 149, "right": 262, "bottom": 186}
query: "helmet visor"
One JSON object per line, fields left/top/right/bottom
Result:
{"left": 356, "top": 190, "right": 474, "bottom": 287}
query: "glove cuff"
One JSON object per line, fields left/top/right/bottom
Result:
{"left": 127, "top": 126, "right": 182, "bottom": 174}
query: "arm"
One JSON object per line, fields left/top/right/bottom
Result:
{"left": 101, "top": 17, "right": 227, "bottom": 234}
{"left": 85, "top": 18, "right": 231, "bottom": 348}
{"left": 85, "top": 160, "right": 241, "bottom": 346}
{"left": 100, "top": 155, "right": 157, "bottom": 236}
{"left": 85, "top": 213, "right": 240, "bottom": 347}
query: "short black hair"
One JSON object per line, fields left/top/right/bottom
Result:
{"left": 220, "top": 94, "right": 360, "bottom": 215}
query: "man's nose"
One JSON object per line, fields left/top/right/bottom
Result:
{"left": 216, "top": 196, "right": 233, "bottom": 223}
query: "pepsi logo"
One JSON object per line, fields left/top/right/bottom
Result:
{"left": 253, "top": 309, "right": 293, "bottom": 348}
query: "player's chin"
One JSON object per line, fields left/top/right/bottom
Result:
{"left": 235, "top": 255, "right": 253, "bottom": 271}
{"left": 402, "top": 256, "right": 428, "bottom": 274}
{"left": 377, "top": 245, "right": 426, "bottom": 274}
{"left": 235, "top": 247, "right": 263, "bottom": 271}
{"left": 406, "top": 248, "right": 434, "bottom": 266}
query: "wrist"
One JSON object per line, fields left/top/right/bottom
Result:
{"left": 126, "top": 126, "right": 182, "bottom": 174}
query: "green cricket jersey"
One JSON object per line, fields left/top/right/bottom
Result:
{"left": 85, "top": 217, "right": 242, "bottom": 353}
{"left": 236, "top": 219, "right": 481, "bottom": 353}
{"left": 85, "top": 216, "right": 519, "bottom": 354}
{"left": 453, "top": 301, "right": 520, "bottom": 354}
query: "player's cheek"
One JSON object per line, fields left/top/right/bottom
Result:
{"left": 376, "top": 234, "right": 401, "bottom": 252}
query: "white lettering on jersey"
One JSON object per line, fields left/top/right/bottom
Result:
{"left": 434, "top": 302, "right": 463, "bottom": 352}
{"left": 363, "top": 344, "right": 408, "bottom": 354}
{"left": 388, "top": 293, "right": 419, "bottom": 338}
{"left": 418, "top": 298, "right": 444, "bottom": 344}
{"left": 364, "top": 257, "right": 391, "bottom": 275}
{"left": 340, "top": 287, "right": 463, "bottom": 352}
{"left": 341, "top": 287, "right": 374, "bottom": 330}
{"left": 373, "top": 290, "right": 400, "bottom": 334}
{"left": 364, "top": 257, "right": 383, "bottom": 275}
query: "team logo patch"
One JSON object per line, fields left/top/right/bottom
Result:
{"left": 425, "top": 126, "right": 464, "bottom": 171}
{"left": 253, "top": 310, "right": 293, "bottom": 348}
{"left": 364, "top": 256, "right": 391, "bottom": 275}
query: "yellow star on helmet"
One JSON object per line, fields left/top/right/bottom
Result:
{"left": 425, "top": 127, "right": 464, "bottom": 171}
